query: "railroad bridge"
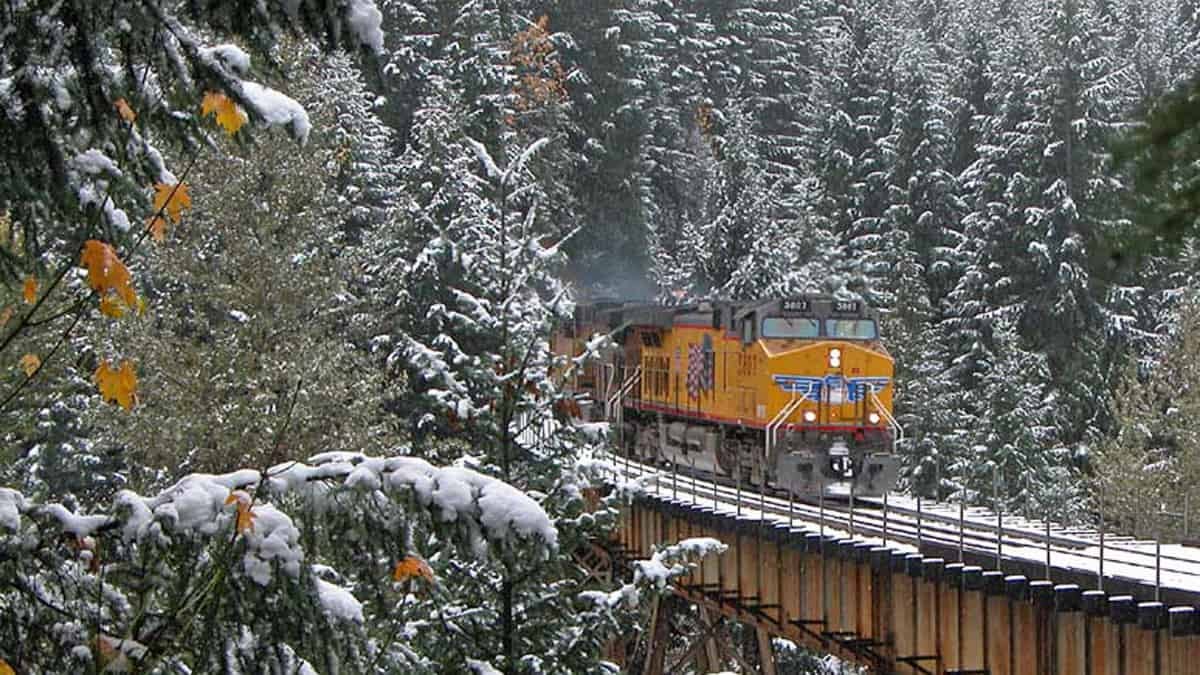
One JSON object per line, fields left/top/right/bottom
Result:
{"left": 604, "top": 456, "right": 1200, "bottom": 675}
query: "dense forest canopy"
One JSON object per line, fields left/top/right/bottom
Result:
{"left": 496, "top": 0, "right": 1200, "bottom": 515}
{"left": 4, "top": 0, "right": 1200, "bottom": 671}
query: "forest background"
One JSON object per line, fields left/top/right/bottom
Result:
{"left": 4, "top": 0, "right": 1200, "bottom": 672}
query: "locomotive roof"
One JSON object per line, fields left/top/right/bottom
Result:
{"left": 731, "top": 297, "right": 878, "bottom": 321}
{"left": 575, "top": 296, "right": 877, "bottom": 329}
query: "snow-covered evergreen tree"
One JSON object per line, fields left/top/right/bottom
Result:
{"left": 1094, "top": 292, "right": 1200, "bottom": 539}
{"left": 0, "top": 0, "right": 384, "bottom": 280}
{"left": 73, "top": 43, "right": 395, "bottom": 486}
{"left": 0, "top": 1, "right": 386, "bottom": 503}
{"left": 1020, "top": 0, "right": 1137, "bottom": 447}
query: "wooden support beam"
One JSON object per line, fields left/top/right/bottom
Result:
{"left": 729, "top": 636, "right": 759, "bottom": 675}
{"left": 940, "top": 578, "right": 961, "bottom": 673}
{"left": 894, "top": 567, "right": 917, "bottom": 674}
{"left": 642, "top": 595, "right": 671, "bottom": 675}
{"left": 1057, "top": 609, "right": 1085, "bottom": 674}
{"left": 1129, "top": 621, "right": 1159, "bottom": 675}
{"left": 917, "top": 575, "right": 940, "bottom": 674}
{"left": 1013, "top": 600, "right": 1037, "bottom": 674}
{"left": 896, "top": 654, "right": 939, "bottom": 675}
{"left": 666, "top": 607, "right": 725, "bottom": 674}
{"left": 959, "top": 588, "right": 984, "bottom": 673}
{"left": 698, "top": 605, "right": 722, "bottom": 673}
{"left": 984, "top": 593, "right": 1008, "bottom": 674}
{"left": 873, "top": 552, "right": 895, "bottom": 665}
{"left": 757, "top": 626, "right": 778, "bottom": 675}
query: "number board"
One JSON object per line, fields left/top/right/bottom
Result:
{"left": 781, "top": 298, "right": 811, "bottom": 313}
{"left": 832, "top": 300, "right": 861, "bottom": 314}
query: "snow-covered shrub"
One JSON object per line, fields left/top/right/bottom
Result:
{"left": 0, "top": 451, "right": 557, "bottom": 673}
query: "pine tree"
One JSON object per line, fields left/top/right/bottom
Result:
{"left": 74, "top": 43, "right": 395, "bottom": 487}
{"left": 0, "top": 1, "right": 386, "bottom": 503}
{"left": 548, "top": 0, "right": 654, "bottom": 296}
{"left": 944, "top": 0, "right": 1042, "bottom": 424}
{"left": 0, "top": 0, "right": 384, "bottom": 281}
{"left": 360, "top": 44, "right": 642, "bottom": 663}
{"left": 1023, "top": 0, "right": 1136, "bottom": 444}
{"left": 1094, "top": 292, "right": 1200, "bottom": 539}
{"left": 972, "top": 317, "right": 1065, "bottom": 514}
{"left": 807, "top": 0, "right": 902, "bottom": 305}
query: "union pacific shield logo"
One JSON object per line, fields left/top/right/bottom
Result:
{"left": 772, "top": 375, "right": 823, "bottom": 398}
{"left": 772, "top": 375, "right": 890, "bottom": 402}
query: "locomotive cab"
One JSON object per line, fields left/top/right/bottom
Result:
{"left": 741, "top": 298, "right": 899, "bottom": 497}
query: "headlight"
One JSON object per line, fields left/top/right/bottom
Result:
{"left": 803, "top": 410, "right": 817, "bottom": 423}
{"left": 868, "top": 412, "right": 881, "bottom": 424}
{"left": 828, "top": 348, "right": 841, "bottom": 368}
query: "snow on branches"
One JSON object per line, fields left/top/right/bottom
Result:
{"left": 0, "top": 450, "right": 555, "bottom": 671}
{"left": 0, "top": 0, "right": 387, "bottom": 436}
{"left": 579, "top": 537, "right": 728, "bottom": 609}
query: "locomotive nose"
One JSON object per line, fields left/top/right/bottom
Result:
{"left": 765, "top": 341, "right": 876, "bottom": 422}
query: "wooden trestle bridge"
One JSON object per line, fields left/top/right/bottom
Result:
{"left": 601, "top": 455, "right": 1200, "bottom": 675}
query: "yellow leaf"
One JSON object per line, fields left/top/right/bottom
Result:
{"left": 20, "top": 353, "right": 40, "bottom": 377}
{"left": 200, "top": 91, "right": 222, "bottom": 117}
{"left": 224, "top": 492, "right": 256, "bottom": 534}
{"left": 23, "top": 275, "right": 36, "bottom": 304}
{"left": 99, "top": 294, "right": 126, "bottom": 318}
{"left": 114, "top": 98, "right": 136, "bottom": 123}
{"left": 0, "top": 306, "right": 12, "bottom": 329}
{"left": 94, "top": 359, "right": 138, "bottom": 410}
{"left": 147, "top": 214, "right": 168, "bottom": 242}
{"left": 152, "top": 182, "right": 191, "bottom": 225}
{"left": 93, "top": 635, "right": 128, "bottom": 670}
{"left": 201, "top": 91, "right": 248, "bottom": 135}
{"left": 0, "top": 657, "right": 14, "bottom": 675}
{"left": 392, "top": 555, "right": 434, "bottom": 583}
{"left": 80, "top": 240, "right": 137, "bottom": 309}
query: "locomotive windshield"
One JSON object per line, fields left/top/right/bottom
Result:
{"left": 760, "top": 316, "right": 877, "bottom": 340}
{"left": 762, "top": 317, "right": 820, "bottom": 338}
{"left": 826, "top": 319, "right": 877, "bottom": 339}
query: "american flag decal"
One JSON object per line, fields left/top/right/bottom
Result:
{"left": 686, "top": 343, "right": 713, "bottom": 399}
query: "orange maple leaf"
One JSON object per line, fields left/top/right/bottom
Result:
{"left": 147, "top": 214, "right": 168, "bottom": 242}
{"left": 92, "top": 635, "right": 128, "bottom": 670}
{"left": 201, "top": 91, "right": 248, "bottom": 135}
{"left": 19, "top": 353, "right": 40, "bottom": 377}
{"left": 114, "top": 98, "right": 136, "bottom": 123}
{"left": 224, "top": 492, "right": 256, "bottom": 534}
{"left": 94, "top": 359, "right": 137, "bottom": 410}
{"left": 80, "top": 240, "right": 137, "bottom": 309}
{"left": 152, "top": 182, "right": 191, "bottom": 224}
{"left": 99, "top": 294, "right": 126, "bottom": 318}
{"left": 391, "top": 555, "right": 435, "bottom": 583}
{"left": 22, "top": 275, "right": 36, "bottom": 304}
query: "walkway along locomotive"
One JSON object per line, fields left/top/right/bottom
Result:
{"left": 555, "top": 297, "right": 901, "bottom": 497}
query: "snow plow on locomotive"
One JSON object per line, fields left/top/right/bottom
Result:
{"left": 555, "top": 297, "right": 901, "bottom": 497}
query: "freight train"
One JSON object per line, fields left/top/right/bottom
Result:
{"left": 554, "top": 297, "right": 900, "bottom": 497}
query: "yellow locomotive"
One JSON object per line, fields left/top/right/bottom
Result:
{"left": 557, "top": 297, "right": 900, "bottom": 496}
